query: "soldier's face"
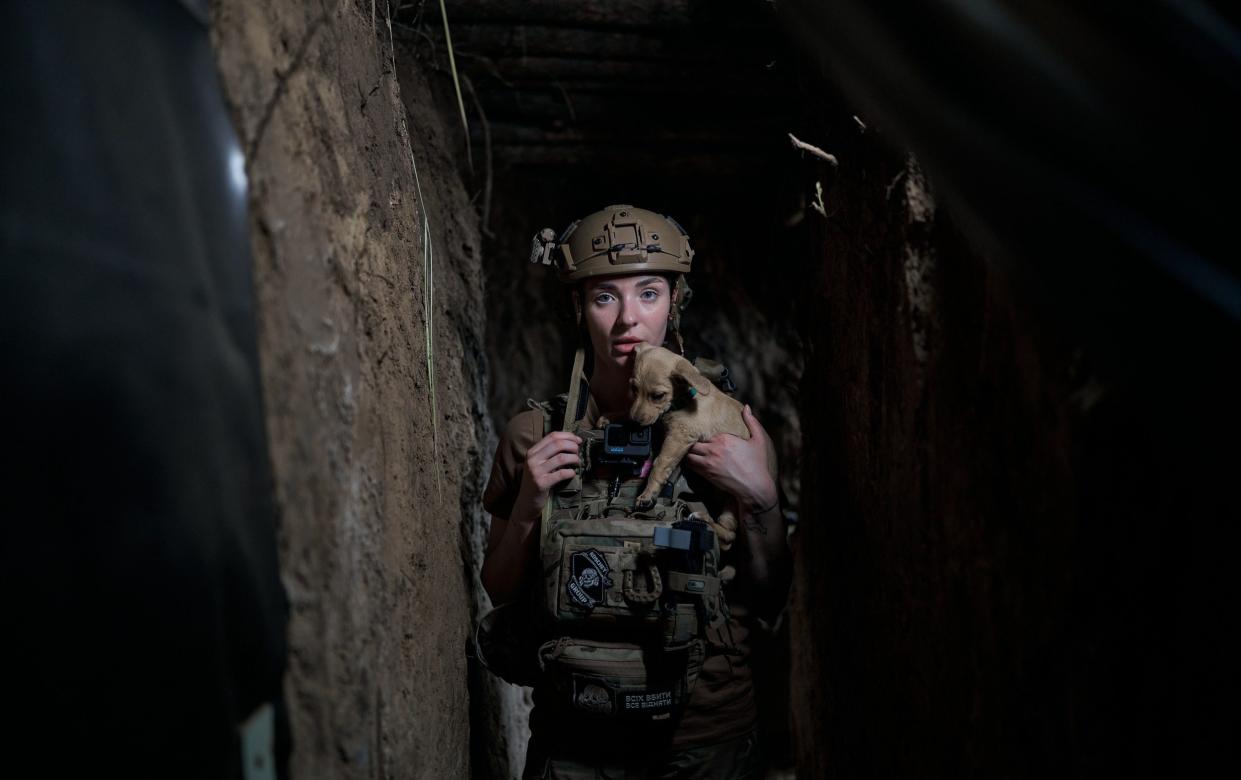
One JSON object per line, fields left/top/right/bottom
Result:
{"left": 581, "top": 274, "right": 671, "bottom": 374}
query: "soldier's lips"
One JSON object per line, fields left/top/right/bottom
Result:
{"left": 612, "top": 339, "right": 644, "bottom": 354}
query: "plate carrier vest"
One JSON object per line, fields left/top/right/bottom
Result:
{"left": 476, "top": 358, "right": 738, "bottom": 724}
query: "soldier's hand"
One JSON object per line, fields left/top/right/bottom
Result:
{"left": 517, "top": 431, "right": 583, "bottom": 512}
{"left": 686, "top": 405, "right": 777, "bottom": 512}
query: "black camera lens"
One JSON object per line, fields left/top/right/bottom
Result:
{"left": 600, "top": 422, "right": 654, "bottom": 463}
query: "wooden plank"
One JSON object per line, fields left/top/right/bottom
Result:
{"left": 407, "top": 22, "right": 714, "bottom": 64}
{"left": 480, "top": 122, "right": 789, "bottom": 148}
{"left": 410, "top": 18, "right": 782, "bottom": 65}
{"left": 428, "top": 0, "right": 696, "bottom": 30}
{"left": 486, "top": 143, "right": 767, "bottom": 173}
{"left": 469, "top": 84, "right": 797, "bottom": 126}
{"left": 472, "top": 55, "right": 723, "bottom": 83}
{"left": 414, "top": 23, "right": 707, "bottom": 62}
{"left": 472, "top": 79, "right": 790, "bottom": 103}
{"left": 457, "top": 56, "right": 788, "bottom": 90}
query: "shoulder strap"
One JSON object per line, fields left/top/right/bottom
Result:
{"left": 562, "top": 346, "right": 588, "bottom": 430}
{"left": 543, "top": 345, "right": 588, "bottom": 546}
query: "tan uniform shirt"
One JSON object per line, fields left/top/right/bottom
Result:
{"left": 482, "top": 402, "right": 758, "bottom": 749}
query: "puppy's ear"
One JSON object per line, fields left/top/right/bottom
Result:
{"left": 672, "top": 357, "right": 713, "bottom": 397}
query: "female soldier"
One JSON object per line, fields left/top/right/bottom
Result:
{"left": 480, "top": 205, "right": 789, "bottom": 779}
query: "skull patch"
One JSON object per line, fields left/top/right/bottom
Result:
{"left": 567, "top": 549, "right": 613, "bottom": 610}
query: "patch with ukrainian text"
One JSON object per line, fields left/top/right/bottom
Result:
{"left": 620, "top": 688, "right": 675, "bottom": 718}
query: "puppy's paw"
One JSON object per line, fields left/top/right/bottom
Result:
{"left": 635, "top": 490, "right": 657, "bottom": 510}
{"left": 595, "top": 415, "right": 611, "bottom": 428}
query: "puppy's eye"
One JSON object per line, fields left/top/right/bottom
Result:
{"left": 651, "top": 391, "right": 666, "bottom": 401}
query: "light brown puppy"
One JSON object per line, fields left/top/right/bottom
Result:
{"left": 627, "top": 344, "right": 777, "bottom": 551}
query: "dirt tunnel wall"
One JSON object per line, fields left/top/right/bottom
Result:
{"left": 213, "top": 1, "right": 497, "bottom": 776}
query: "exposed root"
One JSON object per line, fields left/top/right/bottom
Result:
{"left": 788, "top": 132, "right": 839, "bottom": 166}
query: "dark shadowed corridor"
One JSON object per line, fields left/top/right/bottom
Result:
{"left": 4, "top": 1, "right": 1239, "bottom": 778}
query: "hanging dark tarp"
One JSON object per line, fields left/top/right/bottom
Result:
{"left": 1, "top": 1, "right": 288, "bottom": 776}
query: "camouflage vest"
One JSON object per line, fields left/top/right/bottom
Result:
{"left": 475, "top": 358, "right": 738, "bottom": 722}
{"left": 533, "top": 395, "right": 728, "bottom": 722}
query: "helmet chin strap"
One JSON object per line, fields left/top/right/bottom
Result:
{"left": 669, "top": 324, "right": 685, "bottom": 356}
{"left": 669, "top": 275, "right": 688, "bottom": 355}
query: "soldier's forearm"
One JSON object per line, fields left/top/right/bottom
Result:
{"left": 741, "top": 500, "right": 785, "bottom": 566}
{"left": 480, "top": 508, "right": 540, "bottom": 606}
{"left": 739, "top": 500, "right": 791, "bottom": 618}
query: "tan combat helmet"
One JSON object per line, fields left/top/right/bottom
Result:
{"left": 533, "top": 204, "right": 695, "bottom": 354}
{"left": 554, "top": 204, "right": 694, "bottom": 282}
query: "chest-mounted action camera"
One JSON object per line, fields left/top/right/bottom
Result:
{"left": 596, "top": 421, "right": 652, "bottom": 475}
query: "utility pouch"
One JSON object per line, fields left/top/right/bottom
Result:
{"left": 537, "top": 636, "right": 705, "bottom": 721}
{"left": 543, "top": 509, "right": 666, "bottom": 629}
{"left": 479, "top": 398, "right": 734, "bottom": 720}
{"left": 543, "top": 486, "right": 725, "bottom": 621}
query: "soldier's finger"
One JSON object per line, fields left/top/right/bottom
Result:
{"left": 684, "top": 453, "right": 710, "bottom": 470}
{"left": 537, "top": 466, "right": 576, "bottom": 488}
{"left": 742, "top": 405, "right": 766, "bottom": 441}
{"left": 541, "top": 441, "right": 582, "bottom": 465}
{"left": 536, "top": 451, "right": 579, "bottom": 472}
{"left": 528, "top": 432, "right": 581, "bottom": 461}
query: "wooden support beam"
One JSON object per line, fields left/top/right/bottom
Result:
{"left": 411, "top": 23, "right": 705, "bottom": 62}
{"left": 480, "top": 122, "right": 788, "bottom": 148}
{"left": 416, "top": 23, "right": 694, "bottom": 61}
{"left": 469, "top": 85, "right": 796, "bottom": 128}
{"left": 454, "top": 56, "right": 790, "bottom": 92}
{"left": 426, "top": 0, "right": 696, "bottom": 30}
{"left": 471, "top": 55, "right": 724, "bottom": 84}
{"left": 410, "top": 18, "right": 782, "bottom": 66}
{"left": 485, "top": 144, "right": 767, "bottom": 174}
